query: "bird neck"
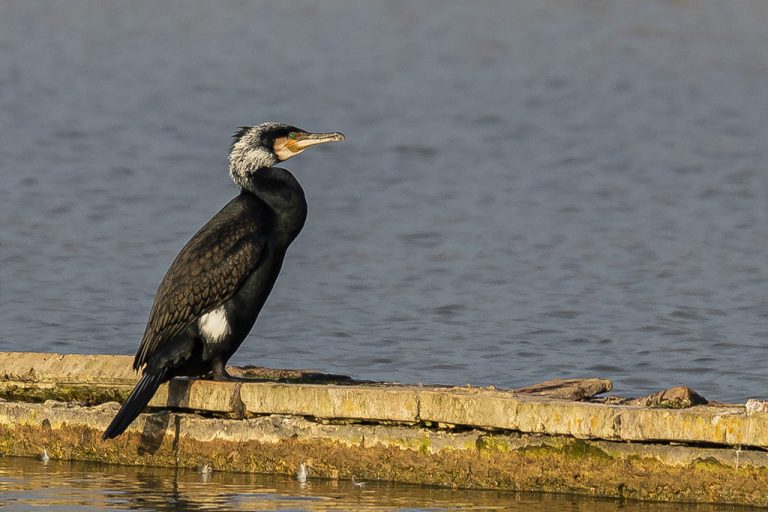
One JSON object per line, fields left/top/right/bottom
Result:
{"left": 239, "top": 167, "right": 307, "bottom": 245}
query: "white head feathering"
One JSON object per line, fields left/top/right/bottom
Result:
{"left": 228, "top": 122, "right": 292, "bottom": 189}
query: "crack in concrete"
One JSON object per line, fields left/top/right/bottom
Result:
{"left": 230, "top": 382, "right": 245, "bottom": 420}
{"left": 415, "top": 391, "right": 422, "bottom": 423}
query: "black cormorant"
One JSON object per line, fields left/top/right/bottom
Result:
{"left": 103, "top": 122, "right": 345, "bottom": 439}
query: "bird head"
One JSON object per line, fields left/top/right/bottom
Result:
{"left": 228, "top": 122, "right": 345, "bottom": 187}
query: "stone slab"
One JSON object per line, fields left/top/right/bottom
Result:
{"left": 418, "top": 388, "right": 622, "bottom": 439}
{"left": 0, "top": 352, "right": 138, "bottom": 385}
{"left": 239, "top": 382, "right": 419, "bottom": 423}
{"left": 149, "top": 379, "right": 241, "bottom": 415}
{"left": 2, "top": 352, "right": 767, "bottom": 449}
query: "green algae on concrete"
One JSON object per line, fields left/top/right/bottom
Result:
{"left": 0, "top": 382, "right": 130, "bottom": 406}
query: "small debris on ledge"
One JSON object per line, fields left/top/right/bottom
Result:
{"left": 513, "top": 378, "right": 613, "bottom": 400}
{"left": 745, "top": 399, "right": 768, "bottom": 415}
{"left": 227, "top": 365, "right": 354, "bottom": 384}
{"left": 629, "top": 386, "right": 708, "bottom": 408}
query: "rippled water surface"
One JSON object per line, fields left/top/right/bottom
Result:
{"left": 0, "top": 456, "right": 749, "bottom": 512}
{"left": 2, "top": 1, "right": 768, "bottom": 402}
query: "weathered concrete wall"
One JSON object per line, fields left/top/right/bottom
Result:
{"left": 1, "top": 351, "right": 768, "bottom": 505}
{"left": 1, "top": 352, "right": 764, "bottom": 448}
{"left": 1, "top": 400, "right": 767, "bottom": 505}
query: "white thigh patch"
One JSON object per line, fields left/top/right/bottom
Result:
{"left": 198, "top": 306, "right": 231, "bottom": 343}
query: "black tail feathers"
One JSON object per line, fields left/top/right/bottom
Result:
{"left": 102, "top": 369, "right": 167, "bottom": 440}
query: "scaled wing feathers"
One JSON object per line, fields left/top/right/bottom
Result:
{"left": 133, "top": 200, "right": 266, "bottom": 370}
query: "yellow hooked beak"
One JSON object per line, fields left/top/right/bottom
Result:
{"left": 274, "top": 131, "right": 346, "bottom": 161}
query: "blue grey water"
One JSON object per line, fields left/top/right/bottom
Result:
{"left": 2, "top": 0, "right": 768, "bottom": 405}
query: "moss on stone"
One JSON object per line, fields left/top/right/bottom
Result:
{"left": 513, "top": 439, "right": 612, "bottom": 464}
{"left": 691, "top": 456, "right": 729, "bottom": 472}
{"left": 475, "top": 435, "right": 509, "bottom": 453}
{"left": 558, "top": 439, "right": 612, "bottom": 461}
{"left": 0, "top": 384, "right": 129, "bottom": 406}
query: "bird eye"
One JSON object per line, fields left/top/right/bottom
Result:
{"left": 288, "top": 132, "right": 297, "bottom": 140}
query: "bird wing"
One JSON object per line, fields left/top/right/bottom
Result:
{"left": 134, "top": 197, "right": 267, "bottom": 370}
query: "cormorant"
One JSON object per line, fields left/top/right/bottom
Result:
{"left": 103, "top": 122, "right": 345, "bottom": 439}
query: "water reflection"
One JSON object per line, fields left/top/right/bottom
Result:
{"left": 0, "top": 456, "right": 749, "bottom": 511}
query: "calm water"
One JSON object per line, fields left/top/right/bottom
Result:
{"left": 2, "top": 2, "right": 768, "bottom": 401}
{"left": 0, "top": 456, "right": 750, "bottom": 512}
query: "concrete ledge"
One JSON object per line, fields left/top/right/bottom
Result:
{"left": 1, "top": 352, "right": 766, "bottom": 449}
{"left": 3, "top": 351, "right": 768, "bottom": 505}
